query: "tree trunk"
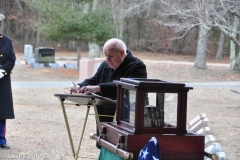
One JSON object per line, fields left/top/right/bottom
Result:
{"left": 111, "top": 0, "right": 124, "bottom": 39}
{"left": 68, "top": 41, "right": 76, "bottom": 50}
{"left": 137, "top": 16, "right": 141, "bottom": 49}
{"left": 236, "top": 51, "right": 240, "bottom": 70}
{"left": 0, "top": 0, "right": 5, "bottom": 34}
{"left": 125, "top": 17, "right": 130, "bottom": 47}
{"left": 23, "top": 2, "right": 29, "bottom": 45}
{"left": 88, "top": 42, "right": 100, "bottom": 59}
{"left": 230, "top": 14, "right": 239, "bottom": 70}
{"left": 87, "top": 0, "right": 100, "bottom": 59}
{"left": 9, "top": 0, "right": 15, "bottom": 36}
{"left": 77, "top": 46, "right": 81, "bottom": 69}
{"left": 215, "top": 32, "right": 225, "bottom": 61}
{"left": 118, "top": 0, "right": 124, "bottom": 39}
{"left": 36, "top": 10, "right": 41, "bottom": 48}
{"left": 194, "top": 24, "right": 209, "bottom": 69}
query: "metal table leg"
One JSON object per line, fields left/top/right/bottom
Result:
{"left": 74, "top": 105, "right": 90, "bottom": 160}
{"left": 91, "top": 100, "right": 101, "bottom": 132}
{"left": 59, "top": 98, "right": 76, "bottom": 158}
{"left": 59, "top": 98, "right": 91, "bottom": 160}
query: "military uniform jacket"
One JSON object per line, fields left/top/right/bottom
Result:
{"left": 0, "top": 34, "right": 16, "bottom": 119}
{"left": 78, "top": 50, "right": 147, "bottom": 99}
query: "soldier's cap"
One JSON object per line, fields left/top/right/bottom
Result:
{"left": 0, "top": 14, "right": 5, "bottom": 21}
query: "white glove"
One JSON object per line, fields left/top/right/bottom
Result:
{"left": 0, "top": 69, "right": 5, "bottom": 79}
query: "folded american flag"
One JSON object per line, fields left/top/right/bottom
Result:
{"left": 138, "top": 137, "right": 161, "bottom": 160}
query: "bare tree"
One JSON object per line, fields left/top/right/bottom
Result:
{"left": 109, "top": 0, "right": 128, "bottom": 39}
{"left": 88, "top": 0, "right": 100, "bottom": 59}
{"left": 216, "top": 32, "right": 225, "bottom": 61}
{"left": 35, "top": 10, "right": 41, "bottom": 48}
{"left": 127, "top": 0, "right": 240, "bottom": 69}
{"left": 0, "top": 0, "right": 5, "bottom": 34}
{"left": 195, "top": 24, "right": 209, "bottom": 69}
{"left": 229, "top": 10, "right": 240, "bottom": 70}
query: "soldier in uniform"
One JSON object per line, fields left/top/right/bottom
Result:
{"left": 0, "top": 13, "right": 16, "bottom": 149}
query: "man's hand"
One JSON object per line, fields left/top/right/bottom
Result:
{"left": 69, "top": 83, "right": 80, "bottom": 94}
{"left": 79, "top": 85, "right": 101, "bottom": 94}
{"left": 0, "top": 69, "right": 5, "bottom": 79}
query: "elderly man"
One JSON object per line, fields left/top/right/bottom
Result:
{"left": 70, "top": 38, "right": 147, "bottom": 148}
{"left": 70, "top": 38, "right": 147, "bottom": 116}
{"left": 0, "top": 13, "right": 16, "bottom": 149}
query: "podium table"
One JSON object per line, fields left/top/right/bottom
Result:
{"left": 54, "top": 93, "right": 116, "bottom": 160}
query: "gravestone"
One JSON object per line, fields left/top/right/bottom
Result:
{"left": 31, "top": 63, "right": 45, "bottom": 68}
{"left": 35, "top": 47, "right": 55, "bottom": 63}
{"left": 24, "top": 44, "right": 33, "bottom": 59}
{"left": 79, "top": 58, "right": 104, "bottom": 82}
{"left": 15, "top": 60, "right": 21, "bottom": 66}
{"left": 64, "top": 63, "right": 77, "bottom": 69}
{"left": 25, "top": 59, "right": 35, "bottom": 65}
{"left": 48, "top": 63, "right": 60, "bottom": 68}
{"left": 88, "top": 43, "right": 100, "bottom": 59}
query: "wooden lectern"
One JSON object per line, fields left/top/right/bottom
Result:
{"left": 90, "top": 78, "right": 205, "bottom": 160}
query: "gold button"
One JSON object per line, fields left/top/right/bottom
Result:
{"left": 0, "top": 54, "right": 2, "bottom": 57}
{"left": 4, "top": 73, "right": 7, "bottom": 75}
{"left": 0, "top": 36, "right": 2, "bottom": 38}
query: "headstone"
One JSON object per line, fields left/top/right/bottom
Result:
{"left": 15, "top": 60, "right": 21, "bottom": 66}
{"left": 79, "top": 58, "right": 104, "bottom": 82}
{"left": 64, "top": 63, "right": 77, "bottom": 69}
{"left": 48, "top": 63, "right": 60, "bottom": 68}
{"left": 88, "top": 43, "right": 100, "bottom": 59}
{"left": 35, "top": 47, "right": 55, "bottom": 63}
{"left": 31, "top": 63, "right": 45, "bottom": 68}
{"left": 24, "top": 44, "right": 33, "bottom": 59}
{"left": 25, "top": 59, "right": 35, "bottom": 65}
{"left": 56, "top": 61, "right": 66, "bottom": 67}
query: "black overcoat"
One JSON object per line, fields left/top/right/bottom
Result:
{"left": 0, "top": 34, "right": 16, "bottom": 120}
{"left": 78, "top": 50, "right": 147, "bottom": 99}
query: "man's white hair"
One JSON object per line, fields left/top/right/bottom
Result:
{"left": 103, "top": 38, "right": 127, "bottom": 54}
